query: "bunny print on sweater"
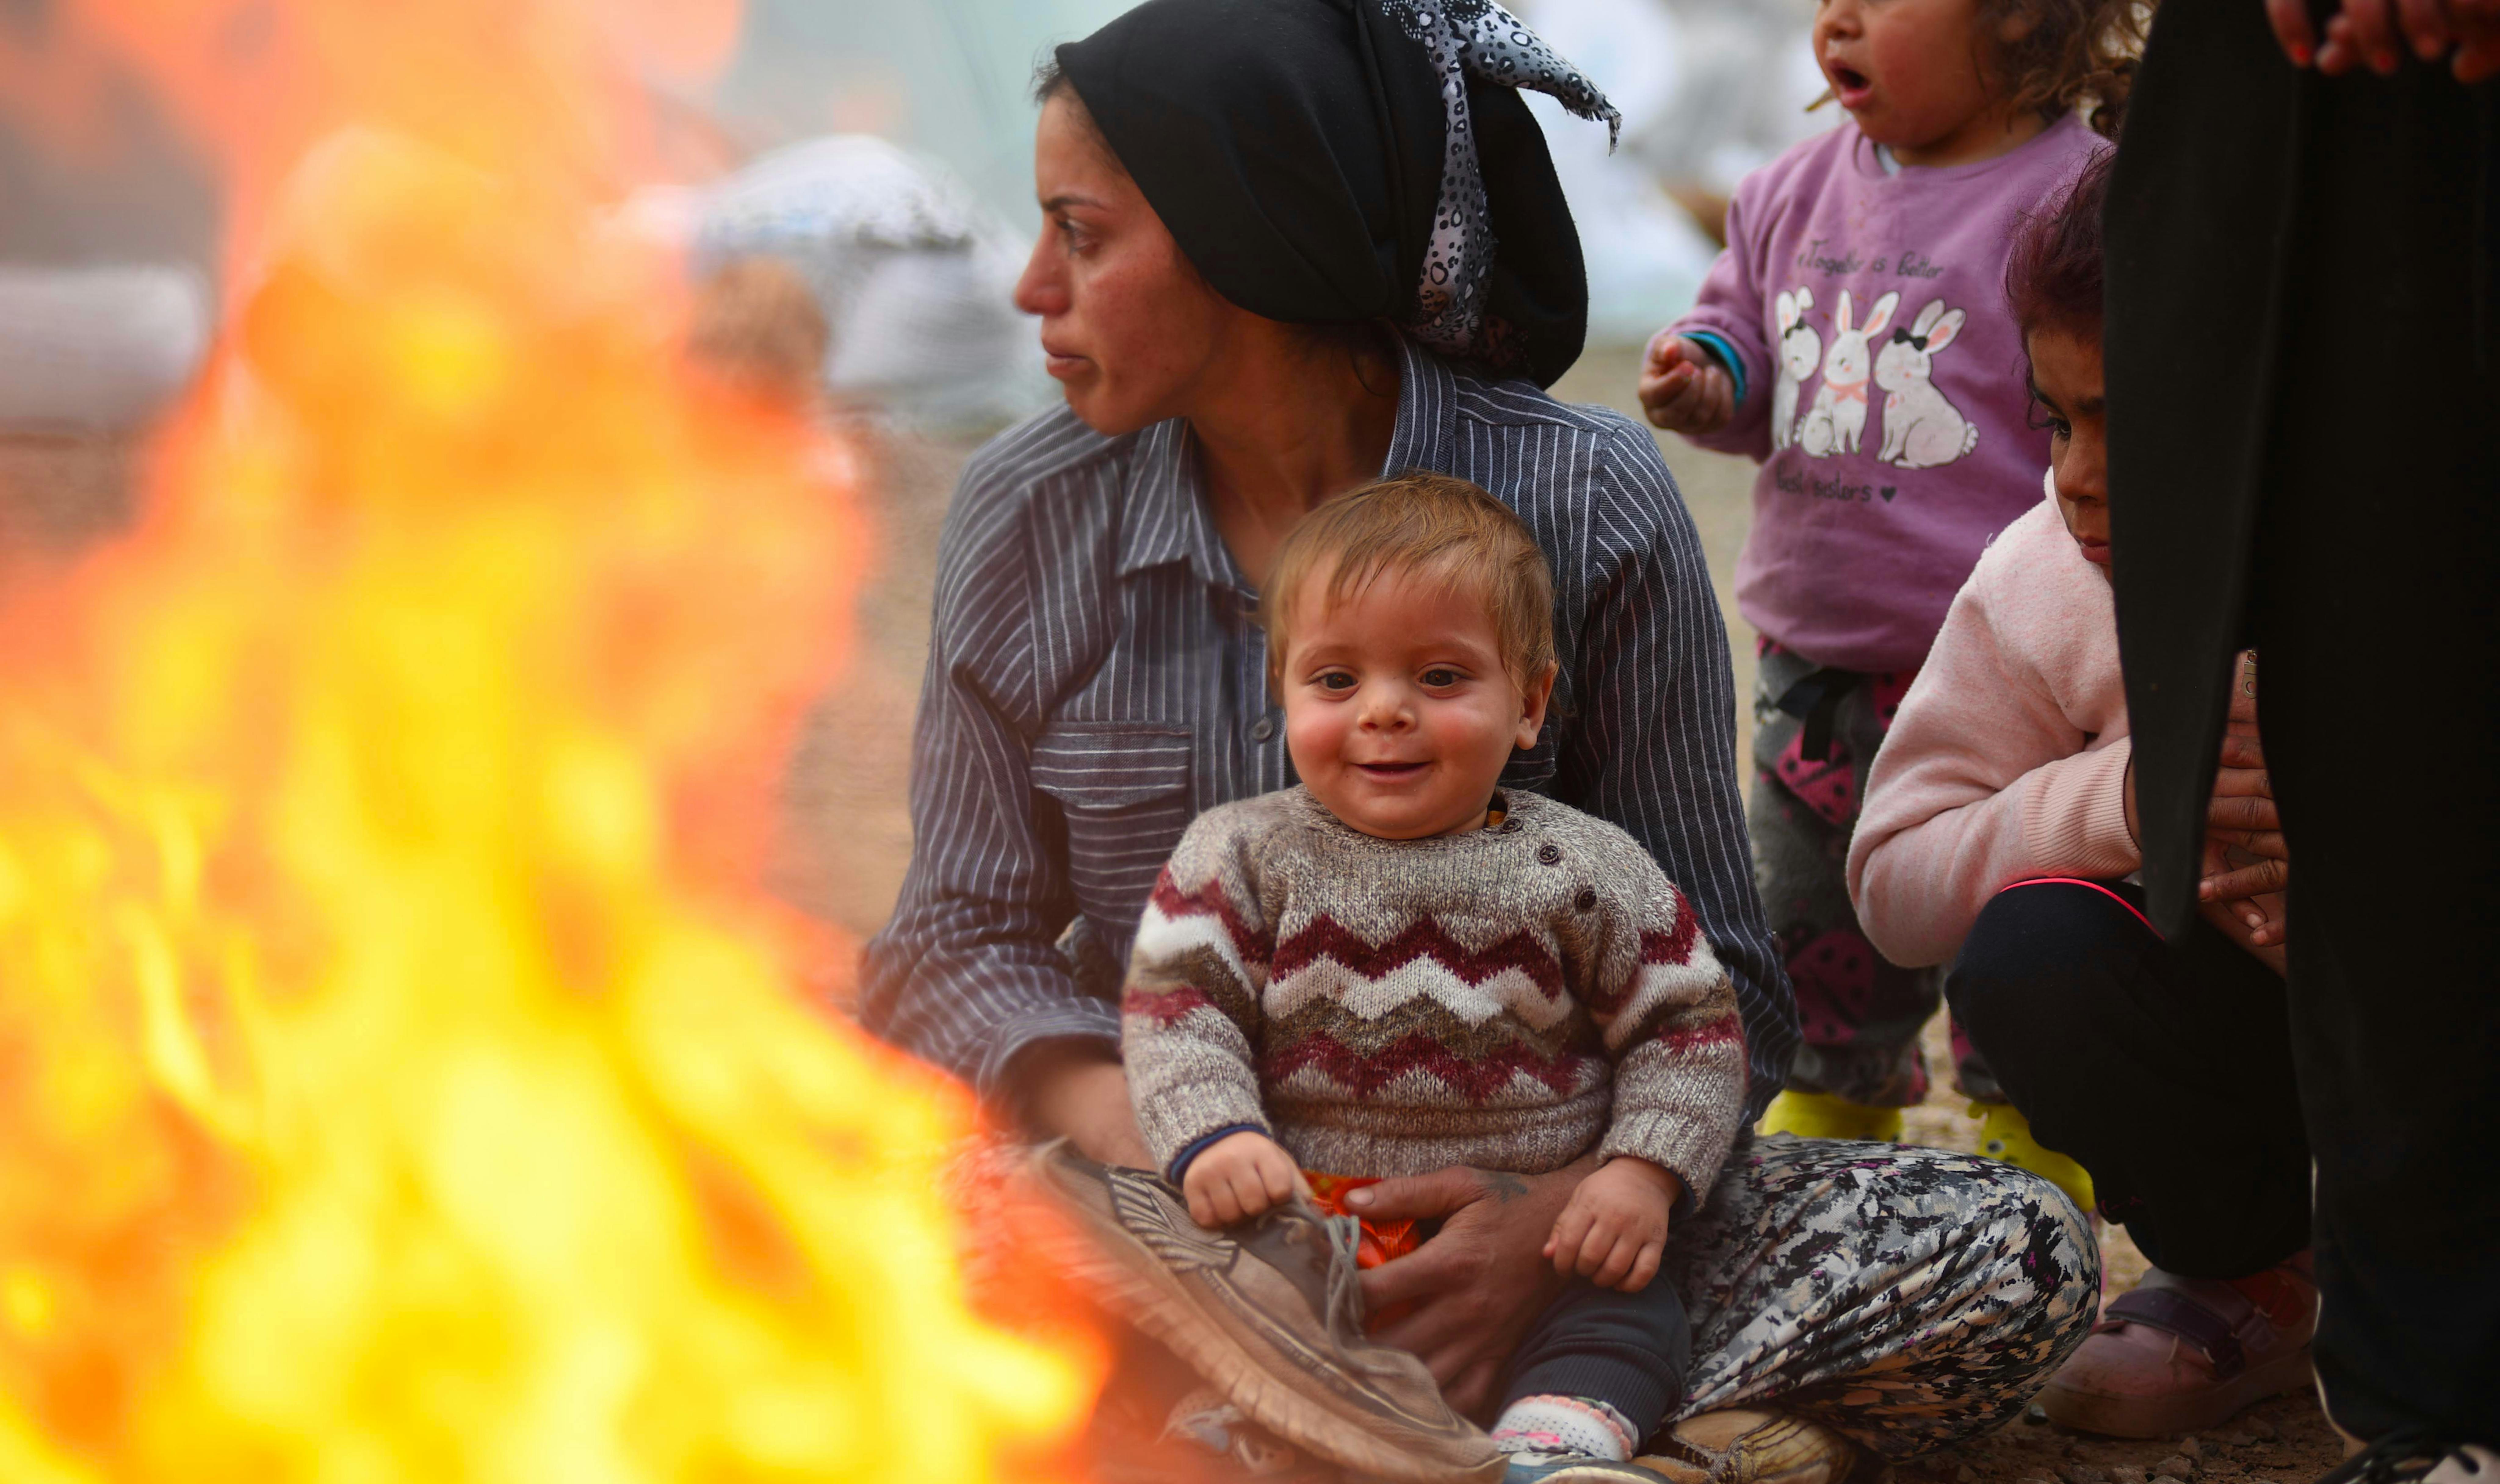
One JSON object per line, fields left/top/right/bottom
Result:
{"left": 1664, "top": 115, "right": 2105, "bottom": 674}
{"left": 1772, "top": 288, "right": 1822, "bottom": 452}
{"left": 1797, "top": 289, "right": 1898, "bottom": 459}
{"left": 1874, "top": 298, "right": 1978, "bottom": 470}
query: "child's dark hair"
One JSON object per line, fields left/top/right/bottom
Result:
{"left": 1980, "top": 0, "right": 2152, "bottom": 137}
{"left": 2006, "top": 148, "right": 2114, "bottom": 342}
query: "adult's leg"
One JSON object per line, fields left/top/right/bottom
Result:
{"left": 1946, "top": 879, "right": 2310, "bottom": 1275}
{"left": 1664, "top": 1139, "right": 2098, "bottom": 1457}
{"left": 2248, "top": 60, "right": 2500, "bottom": 1440}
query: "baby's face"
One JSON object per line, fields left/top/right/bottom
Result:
{"left": 1277, "top": 566, "right": 1551, "bottom": 840}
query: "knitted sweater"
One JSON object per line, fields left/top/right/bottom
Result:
{"left": 1846, "top": 482, "right": 2138, "bottom": 969}
{"left": 1120, "top": 786, "right": 1747, "bottom": 1202}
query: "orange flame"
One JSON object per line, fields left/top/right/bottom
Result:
{"left": 0, "top": 1, "right": 1102, "bottom": 1478}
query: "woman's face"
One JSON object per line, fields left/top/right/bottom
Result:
{"left": 1014, "top": 92, "right": 1240, "bottom": 435}
{"left": 2028, "top": 326, "right": 2110, "bottom": 569}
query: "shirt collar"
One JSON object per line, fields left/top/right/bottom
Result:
{"left": 1383, "top": 332, "right": 1458, "bottom": 477}
{"left": 1113, "top": 333, "right": 1461, "bottom": 587}
{"left": 1114, "top": 419, "right": 1227, "bottom": 583}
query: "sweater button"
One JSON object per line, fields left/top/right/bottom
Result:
{"left": 1536, "top": 843, "right": 1562, "bottom": 865}
{"left": 1575, "top": 888, "right": 1597, "bottom": 911}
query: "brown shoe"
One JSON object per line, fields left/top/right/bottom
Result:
{"left": 2038, "top": 1256, "right": 2315, "bottom": 1439}
{"left": 1636, "top": 1409, "right": 1875, "bottom": 1484}
{"left": 1027, "top": 1143, "right": 1504, "bottom": 1484}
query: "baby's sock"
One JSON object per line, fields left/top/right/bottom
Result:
{"left": 1489, "top": 1394, "right": 1638, "bottom": 1461}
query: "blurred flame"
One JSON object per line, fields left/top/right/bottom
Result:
{"left": 0, "top": 0, "right": 1102, "bottom": 1479}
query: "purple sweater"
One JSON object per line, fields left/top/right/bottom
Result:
{"left": 1672, "top": 115, "right": 2106, "bottom": 674}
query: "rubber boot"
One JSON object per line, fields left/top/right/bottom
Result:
{"left": 1758, "top": 1090, "right": 1902, "bottom": 1143}
{"left": 1968, "top": 1100, "right": 2094, "bottom": 1213}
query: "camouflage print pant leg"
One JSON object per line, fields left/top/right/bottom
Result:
{"left": 1666, "top": 1135, "right": 2100, "bottom": 1460}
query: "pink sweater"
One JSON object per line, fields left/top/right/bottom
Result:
{"left": 1846, "top": 479, "right": 2139, "bottom": 968}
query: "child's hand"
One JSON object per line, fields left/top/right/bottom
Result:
{"left": 1181, "top": 1130, "right": 1306, "bottom": 1228}
{"left": 1639, "top": 333, "right": 1736, "bottom": 437}
{"left": 1543, "top": 1156, "right": 1682, "bottom": 1292}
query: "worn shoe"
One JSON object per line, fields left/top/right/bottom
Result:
{"left": 1758, "top": 1091, "right": 1902, "bottom": 1143}
{"left": 1501, "top": 1450, "right": 1667, "bottom": 1482}
{"left": 2313, "top": 1432, "right": 2498, "bottom": 1484}
{"left": 1160, "top": 1385, "right": 1305, "bottom": 1477}
{"left": 1636, "top": 1408, "right": 1873, "bottom": 1484}
{"left": 2038, "top": 1255, "right": 2315, "bottom": 1438}
{"left": 1026, "top": 1142, "right": 1506, "bottom": 1484}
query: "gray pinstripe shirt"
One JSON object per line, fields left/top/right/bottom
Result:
{"left": 858, "top": 337, "right": 1796, "bottom": 1122}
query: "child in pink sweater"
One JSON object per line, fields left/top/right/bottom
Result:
{"left": 1638, "top": 0, "right": 2139, "bottom": 1139}
{"left": 1844, "top": 152, "right": 2315, "bottom": 1442}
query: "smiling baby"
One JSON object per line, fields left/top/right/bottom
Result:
{"left": 1118, "top": 472, "right": 1748, "bottom": 1475}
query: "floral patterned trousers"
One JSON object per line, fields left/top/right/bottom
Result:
{"left": 1750, "top": 644, "right": 2003, "bottom": 1106}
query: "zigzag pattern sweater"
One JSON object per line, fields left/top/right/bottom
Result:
{"left": 1121, "top": 787, "right": 1747, "bottom": 1200}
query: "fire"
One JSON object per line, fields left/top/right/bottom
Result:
{"left": 0, "top": 1, "right": 1101, "bottom": 1479}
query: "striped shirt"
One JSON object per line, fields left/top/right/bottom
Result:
{"left": 857, "top": 335, "right": 1797, "bottom": 1122}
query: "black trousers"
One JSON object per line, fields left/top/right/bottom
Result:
{"left": 1946, "top": 880, "right": 2310, "bottom": 1278}
{"left": 2249, "top": 64, "right": 2500, "bottom": 1437}
{"left": 2108, "top": 0, "right": 2500, "bottom": 1437}
{"left": 1503, "top": 1273, "right": 1692, "bottom": 1445}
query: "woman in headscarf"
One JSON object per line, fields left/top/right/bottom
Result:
{"left": 857, "top": 0, "right": 2097, "bottom": 1470}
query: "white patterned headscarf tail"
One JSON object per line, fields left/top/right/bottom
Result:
{"left": 1376, "top": 0, "right": 1622, "bottom": 360}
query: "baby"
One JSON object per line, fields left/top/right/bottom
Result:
{"left": 1120, "top": 472, "right": 1748, "bottom": 1478}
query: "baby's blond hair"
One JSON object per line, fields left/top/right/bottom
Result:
{"left": 1262, "top": 472, "right": 1557, "bottom": 693}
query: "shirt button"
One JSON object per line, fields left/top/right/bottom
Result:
{"left": 1537, "top": 843, "right": 1562, "bottom": 865}
{"left": 1252, "top": 716, "right": 1275, "bottom": 741}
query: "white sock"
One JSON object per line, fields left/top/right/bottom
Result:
{"left": 1489, "top": 1394, "right": 1638, "bottom": 1461}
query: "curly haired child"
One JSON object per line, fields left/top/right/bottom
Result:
{"left": 1638, "top": 0, "right": 2147, "bottom": 1145}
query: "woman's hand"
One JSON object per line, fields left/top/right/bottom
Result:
{"left": 1181, "top": 1129, "right": 1305, "bottom": 1228}
{"left": 2200, "top": 891, "right": 2289, "bottom": 977}
{"left": 1544, "top": 1156, "right": 1681, "bottom": 1292}
{"left": 2266, "top": 0, "right": 2500, "bottom": 81}
{"left": 1639, "top": 333, "right": 1736, "bottom": 437}
{"left": 2200, "top": 653, "right": 2288, "bottom": 924}
{"left": 1343, "top": 1160, "right": 1591, "bottom": 1418}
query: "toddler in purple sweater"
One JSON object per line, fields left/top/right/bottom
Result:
{"left": 1638, "top": 0, "right": 2139, "bottom": 1138}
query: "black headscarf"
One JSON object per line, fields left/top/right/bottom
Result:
{"left": 1055, "top": 0, "right": 1619, "bottom": 389}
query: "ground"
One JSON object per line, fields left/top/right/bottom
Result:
{"left": 0, "top": 340, "right": 2343, "bottom": 1475}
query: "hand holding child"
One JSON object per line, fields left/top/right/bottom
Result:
{"left": 1182, "top": 1129, "right": 1307, "bottom": 1228}
{"left": 1638, "top": 333, "right": 1736, "bottom": 437}
{"left": 1543, "top": 1156, "right": 1683, "bottom": 1292}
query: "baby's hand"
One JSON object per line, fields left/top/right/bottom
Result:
{"left": 1181, "top": 1130, "right": 1305, "bottom": 1229}
{"left": 1544, "top": 1156, "right": 1682, "bottom": 1292}
{"left": 1638, "top": 333, "right": 1736, "bottom": 437}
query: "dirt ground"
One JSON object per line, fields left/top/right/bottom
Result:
{"left": 0, "top": 341, "right": 2343, "bottom": 1473}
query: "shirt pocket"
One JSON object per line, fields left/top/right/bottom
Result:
{"left": 1031, "top": 722, "right": 1197, "bottom": 942}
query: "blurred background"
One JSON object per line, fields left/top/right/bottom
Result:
{"left": 0, "top": 0, "right": 1823, "bottom": 442}
{"left": 0, "top": 0, "right": 1830, "bottom": 940}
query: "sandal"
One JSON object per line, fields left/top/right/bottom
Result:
{"left": 2037, "top": 1255, "right": 2315, "bottom": 1438}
